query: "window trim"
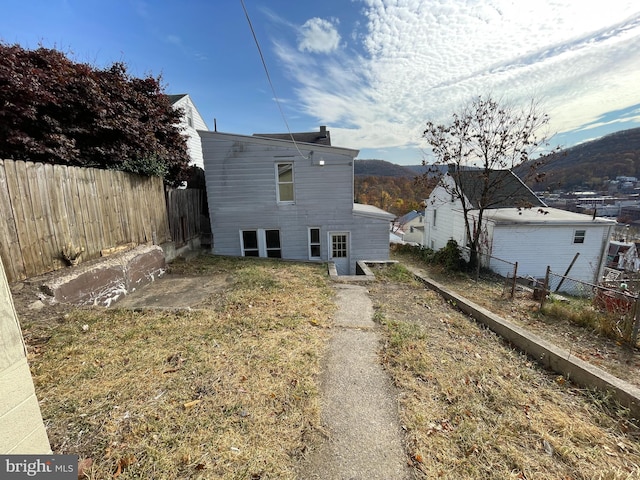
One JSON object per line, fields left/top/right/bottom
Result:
{"left": 240, "top": 230, "right": 259, "bottom": 257}
{"left": 276, "top": 162, "right": 295, "bottom": 203}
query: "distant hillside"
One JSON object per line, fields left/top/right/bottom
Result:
{"left": 523, "top": 127, "right": 640, "bottom": 190}
{"left": 355, "top": 128, "right": 640, "bottom": 212}
{"left": 354, "top": 159, "right": 418, "bottom": 177}
{"left": 355, "top": 159, "right": 448, "bottom": 178}
{"left": 354, "top": 160, "right": 436, "bottom": 215}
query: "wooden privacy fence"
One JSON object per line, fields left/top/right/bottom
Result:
{"left": 0, "top": 159, "right": 171, "bottom": 283}
{"left": 165, "top": 188, "right": 205, "bottom": 247}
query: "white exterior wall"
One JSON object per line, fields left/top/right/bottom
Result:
{"left": 425, "top": 177, "right": 614, "bottom": 285}
{"left": 0, "top": 259, "right": 50, "bottom": 453}
{"left": 173, "top": 95, "right": 208, "bottom": 170}
{"left": 402, "top": 216, "right": 425, "bottom": 245}
{"left": 201, "top": 131, "right": 392, "bottom": 274}
{"left": 490, "top": 223, "right": 612, "bottom": 284}
{"left": 425, "top": 184, "right": 467, "bottom": 250}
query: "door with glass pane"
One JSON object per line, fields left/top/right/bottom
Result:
{"left": 329, "top": 232, "right": 350, "bottom": 275}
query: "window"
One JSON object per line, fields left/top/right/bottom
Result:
{"left": 573, "top": 230, "right": 586, "bottom": 244}
{"left": 241, "top": 229, "right": 281, "bottom": 257}
{"left": 265, "top": 229, "right": 282, "bottom": 258}
{"left": 331, "top": 234, "right": 348, "bottom": 258}
{"left": 276, "top": 163, "right": 294, "bottom": 202}
{"left": 242, "top": 230, "right": 259, "bottom": 256}
{"left": 433, "top": 209, "right": 437, "bottom": 227}
{"left": 309, "top": 228, "right": 321, "bottom": 259}
{"left": 186, "top": 106, "right": 194, "bottom": 128}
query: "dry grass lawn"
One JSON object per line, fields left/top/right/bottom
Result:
{"left": 20, "top": 254, "right": 640, "bottom": 479}
{"left": 370, "top": 262, "right": 640, "bottom": 479}
{"left": 27, "top": 256, "right": 335, "bottom": 479}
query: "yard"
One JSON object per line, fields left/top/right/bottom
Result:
{"left": 14, "top": 254, "right": 640, "bottom": 479}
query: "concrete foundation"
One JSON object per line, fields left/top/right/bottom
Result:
{"left": 42, "top": 245, "right": 166, "bottom": 306}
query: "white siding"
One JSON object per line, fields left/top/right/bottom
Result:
{"left": 201, "top": 132, "right": 392, "bottom": 273}
{"left": 490, "top": 224, "right": 611, "bottom": 283}
{"left": 425, "top": 177, "right": 614, "bottom": 285}
{"left": 425, "top": 184, "right": 467, "bottom": 250}
{"left": 172, "top": 95, "right": 208, "bottom": 170}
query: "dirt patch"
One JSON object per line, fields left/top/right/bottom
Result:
{"left": 114, "top": 274, "right": 229, "bottom": 309}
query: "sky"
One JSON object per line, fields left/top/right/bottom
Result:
{"left": 2, "top": 0, "right": 640, "bottom": 165}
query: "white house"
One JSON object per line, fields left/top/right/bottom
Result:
{"left": 199, "top": 128, "right": 395, "bottom": 275}
{"left": 424, "top": 169, "right": 616, "bottom": 285}
{"left": 392, "top": 210, "right": 425, "bottom": 245}
{"left": 168, "top": 94, "right": 208, "bottom": 170}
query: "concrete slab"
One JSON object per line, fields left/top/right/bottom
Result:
{"left": 42, "top": 245, "right": 166, "bottom": 307}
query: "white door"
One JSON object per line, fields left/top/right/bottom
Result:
{"left": 329, "top": 232, "right": 350, "bottom": 275}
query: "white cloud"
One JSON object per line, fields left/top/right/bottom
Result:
{"left": 298, "top": 17, "right": 341, "bottom": 53}
{"left": 273, "top": 0, "right": 640, "bottom": 154}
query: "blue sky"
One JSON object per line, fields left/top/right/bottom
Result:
{"left": 2, "top": 1, "right": 640, "bottom": 165}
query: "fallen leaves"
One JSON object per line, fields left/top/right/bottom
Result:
{"left": 112, "top": 455, "right": 136, "bottom": 478}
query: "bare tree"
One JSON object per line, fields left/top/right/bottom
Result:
{"left": 422, "top": 95, "right": 557, "bottom": 268}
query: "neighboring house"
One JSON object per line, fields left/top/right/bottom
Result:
{"left": 393, "top": 210, "right": 425, "bottom": 245}
{"left": 168, "top": 94, "right": 208, "bottom": 169}
{"left": 424, "top": 169, "right": 616, "bottom": 285}
{"left": 619, "top": 242, "right": 640, "bottom": 272}
{"left": 199, "top": 127, "right": 395, "bottom": 275}
{"left": 606, "top": 241, "right": 632, "bottom": 270}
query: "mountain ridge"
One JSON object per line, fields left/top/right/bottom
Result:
{"left": 356, "top": 127, "right": 640, "bottom": 191}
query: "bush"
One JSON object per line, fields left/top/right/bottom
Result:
{"left": 392, "top": 240, "right": 467, "bottom": 272}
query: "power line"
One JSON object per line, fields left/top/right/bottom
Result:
{"left": 239, "top": 0, "right": 310, "bottom": 159}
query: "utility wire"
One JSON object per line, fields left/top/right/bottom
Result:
{"left": 240, "top": 0, "right": 310, "bottom": 159}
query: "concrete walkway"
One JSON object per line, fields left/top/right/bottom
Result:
{"left": 298, "top": 283, "right": 411, "bottom": 480}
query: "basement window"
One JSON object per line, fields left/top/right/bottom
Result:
{"left": 241, "top": 229, "right": 282, "bottom": 258}
{"left": 573, "top": 230, "right": 586, "bottom": 244}
{"left": 309, "top": 228, "right": 321, "bottom": 259}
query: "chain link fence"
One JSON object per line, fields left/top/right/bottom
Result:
{"left": 537, "top": 268, "right": 640, "bottom": 345}
{"left": 466, "top": 248, "right": 537, "bottom": 300}
{"left": 464, "top": 248, "right": 640, "bottom": 345}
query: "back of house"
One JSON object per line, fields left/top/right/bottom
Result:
{"left": 199, "top": 129, "right": 394, "bottom": 274}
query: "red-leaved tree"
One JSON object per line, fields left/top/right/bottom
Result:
{"left": 0, "top": 43, "right": 190, "bottom": 185}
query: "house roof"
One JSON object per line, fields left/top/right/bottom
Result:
{"left": 167, "top": 93, "right": 188, "bottom": 104}
{"left": 608, "top": 242, "right": 632, "bottom": 257}
{"left": 396, "top": 210, "right": 422, "bottom": 224}
{"left": 353, "top": 203, "right": 396, "bottom": 221}
{"left": 253, "top": 126, "right": 332, "bottom": 146}
{"left": 199, "top": 130, "right": 358, "bottom": 157}
{"left": 478, "top": 206, "right": 617, "bottom": 226}
{"left": 452, "top": 168, "right": 545, "bottom": 209}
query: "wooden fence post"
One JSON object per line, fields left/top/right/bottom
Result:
{"left": 510, "top": 262, "right": 518, "bottom": 299}
{"left": 540, "top": 266, "right": 551, "bottom": 310}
